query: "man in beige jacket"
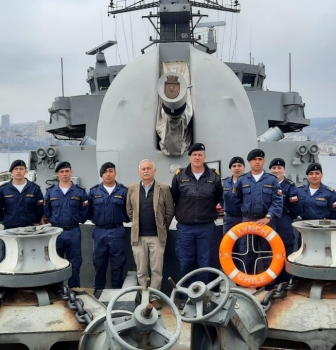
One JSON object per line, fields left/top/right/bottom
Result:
{"left": 126, "top": 159, "right": 175, "bottom": 310}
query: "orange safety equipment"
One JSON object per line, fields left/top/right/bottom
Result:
{"left": 219, "top": 221, "right": 285, "bottom": 288}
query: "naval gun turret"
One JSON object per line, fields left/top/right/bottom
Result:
{"left": 96, "top": 0, "right": 257, "bottom": 185}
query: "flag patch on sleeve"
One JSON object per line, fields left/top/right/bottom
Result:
{"left": 289, "top": 196, "right": 298, "bottom": 203}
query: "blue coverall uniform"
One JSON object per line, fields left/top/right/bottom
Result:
{"left": 222, "top": 176, "right": 242, "bottom": 234}
{"left": 234, "top": 171, "right": 283, "bottom": 274}
{"left": 275, "top": 178, "right": 301, "bottom": 251}
{"left": 222, "top": 176, "right": 243, "bottom": 255}
{"left": 0, "top": 180, "right": 44, "bottom": 261}
{"left": 272, "top": 177, "right": 302, "bottom": 285}
{"left": 171, "top": 164, "right": 223, "bottom": 284}
{"left": 298, "top": 183, "right": 336, "bottom": 220}
{"left": 89, "top": 182, "right": 128, "bottom": 291}
{"left": 44, "top": 182, "right": 89, "bottom": 287}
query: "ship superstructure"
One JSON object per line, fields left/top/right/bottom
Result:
{"left": 35, "top": 0, "right": 317, "bottom": 192}
{"left": 0, "top": 1, "right": 331, "bottom": 349}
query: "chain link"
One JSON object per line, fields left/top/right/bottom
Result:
{"left": 261, "top": 278, "right": 298, "bottom": 312}
{"left": 60, "top": 285, "right": 94, "bottom": 325}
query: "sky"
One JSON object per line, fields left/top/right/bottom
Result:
{"left": 0, "top": 0, "right": 335, "bottom": 123}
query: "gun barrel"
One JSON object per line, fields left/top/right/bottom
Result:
{"left": 157, "top": 72, "right": 187, "bottom": 117}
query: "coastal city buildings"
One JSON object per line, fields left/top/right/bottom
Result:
{"left": 0, "top": 120, "right": 69, "bottom": 151}
{"left": 1, "top": 114, "right": 10, "bottom": 129}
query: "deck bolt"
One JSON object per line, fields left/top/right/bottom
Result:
{"left": 192, "top": 285, "right": 200, "bottom": 293}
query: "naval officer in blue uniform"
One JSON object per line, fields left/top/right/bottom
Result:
{"left": 269, "top": 158, "right": 301, "bottom": 255}
{"left": 171, "top": 143, "right": 223, "bottom": 288}
{"left": 269, "top": 157, "right": 301, "bottom": 285}
{"left": 89, "top": 162, "right": 128, "bottom": 294}
{"left": 0, "top": 160, "right": 44, "bottom": 261}
{"left": 298, "top": 163, "right": 336, "bottom": 220}
{"left": 222, "top": 156, "right": 245, "bottom": 256}
{"left": 234, "top": 149, "right": 283, "bottom": 274}
{"left": 44, "top": 161, "right": 89, "bottom": 288}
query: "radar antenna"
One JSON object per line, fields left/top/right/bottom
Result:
{"left": 195, "top": 21, "right": 226, "bottom": 54}
{"left": 108, "top": 0, "right": 240, "bottom": 53}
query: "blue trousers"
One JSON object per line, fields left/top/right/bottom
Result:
{"left": 223, "top": 216, "right": 242, "bottom": 254}
{"left": 223, "top": 216, "right": 243, "bottom": 270}
{"left": 271, "top": 214, "right": 295, "bottom": 285}
{"left": 92, "top": 225, "right": 126, "bottom": 290}
{"left": 56, "top": 227, "right": 82, "bottom": 288}
{"left": 267, "top": 244, "right": 293, "bottom": 288}
{"left": 239, "top": 218, "right": 275, "bottom": 274}
{"left": 176, "top": 222, "right": 216, "bottom": 286}
{"left": 274, "top": 214, "right": 295, "bottom": 247}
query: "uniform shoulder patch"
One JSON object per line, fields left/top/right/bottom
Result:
{"left": 327, "top": 187, "right": 335, "bottom": 192}
{"left": 175, "top": 168, "right": 181, "bottom": 175}
{"left": 119, "top": 183, "right": 128, "bottom": 189}
{"left": 90, "top": 184, "right": 99, "bottom": 190}
{"left": 222, "top": 176, "right": 229, "bottom": 180}
{"left": 212, "top": 168, "right": 220, "bottom": 176}
{"left": 76, "top": 184, "right": 86, "bottom": 190}
{"left": 0, "top": 182, "right": 8, "bottom": 187}
{"left": 298, "top": 184, "right": 305, "bottom": 188}
{"left": 286, "top": 178, "right": 295, "bottom": 185}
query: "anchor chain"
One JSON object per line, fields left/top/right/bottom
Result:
{"left": 260, "top": 278, "right": 298, "bottom": 312}
{"left": 60, "top": 285, "right": 93, "bottom": 325}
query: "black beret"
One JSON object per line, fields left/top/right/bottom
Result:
{"left": 55, "top": 161, "right": 71, "bottom": 173}
{"left": 229, "top": 156, "right": 245, "bottom": 168}
{"left": 188, "top": 143, "right": 205, "bottom": 155}
{"left": 247, "top": 149, "right": 265, "bottom": 161}
{"left": 306, "top": 163, "right": 322, "bottom": 175}
{"left": 9, "top": 159, "right": 26, "bottom": 172}
{"left": 100, "top": 162, "right": 115, "bottom": 177}
{"left": 269, "top": 158, "right": 285, "bottom": 169}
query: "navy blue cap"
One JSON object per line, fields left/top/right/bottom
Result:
{"left": 306, "top": 163, "right": 322, "bottom": 175}
{"left": 100, "top": 162, "right": 115, "bottom": 177}
{"left": 9, "top": 159, "right": 26, "bottom": 172}
{"left": 247, "top": 149, "right": 265, "bottom": 161}
{"left": 269, "top": 158, "right": 285, "bottom": 169}
{"left": 188, "top": 143, "right": 205, "bottom": 155}
{"left": 229, "top": 156, "right": 245, "bottom": 168}
{"left": 55, "top": 161, "right": 71, "bottom": 173}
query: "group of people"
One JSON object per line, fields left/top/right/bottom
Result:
{"left": 223, "top": 149, "right": 336, "bottom": 287}
{"left": 0, "top": 143, "right": 335, "bottom": 310}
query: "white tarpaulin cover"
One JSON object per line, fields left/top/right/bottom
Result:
{"left": 156, "top": 61, "right": 193, "bottom": 156}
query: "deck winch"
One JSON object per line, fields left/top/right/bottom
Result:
{"left": 0, "top": 225, "right": 71, "bottom": 287}
{"left": 0, "top": 225, "right": 106, "bottom": 350}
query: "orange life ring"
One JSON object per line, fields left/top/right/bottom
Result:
{"left": 219, "top": 221, "right": 285, "bottom": 288}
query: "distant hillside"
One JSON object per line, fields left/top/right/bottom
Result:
{"left": 310, "top": 117, "right": 336, "bottom": 129}
{"left": 300, "top": 117, "right": 336, "bottom": 145}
